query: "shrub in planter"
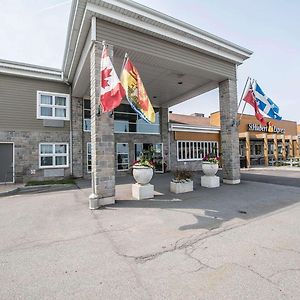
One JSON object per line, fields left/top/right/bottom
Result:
{"left": 170, "top": 169, "right": 193, "bottom": 194}
{"left": 202, "top": 153, "right": 220, "bottom": 176}
{"left": 132, "top": 152, "right": 155, "bottom": 185}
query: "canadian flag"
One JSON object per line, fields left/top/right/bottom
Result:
{"left": 100, "top": 46, "right": 125, "bottom": 113}
{"left": 243, "top": 86, "right": 266, "bottom": 126}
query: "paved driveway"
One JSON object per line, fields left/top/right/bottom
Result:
{"left": 1, "top": 175, "right": 300, "bottom": 299}
{"left": 241, "top": 167, "right": 300, "bottom": 187}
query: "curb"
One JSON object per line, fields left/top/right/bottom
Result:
{"left": 241, "top": 167, "right": 300, "bottom": 172}
{"left": 0, "top": 187, "right": 22, "bottom": 197}
{"left": 0, "top": 184, "right": 76, "bottom": 197}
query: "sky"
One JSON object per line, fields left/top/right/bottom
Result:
{"left": 0, "top": 0, "right": 299, "bottom": 123}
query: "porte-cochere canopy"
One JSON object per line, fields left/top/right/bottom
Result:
{"left": 62, "top": 0, "right": 253, "bottom": 206}
{"left": 63, "top": 0, "right": 252, "bottom": 107}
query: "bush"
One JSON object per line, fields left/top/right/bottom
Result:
{"left": 173, "top": 169, "right": 192, "bottom": 182}
{"left": 25, "top": 178, "right": 76, "bottom": 186}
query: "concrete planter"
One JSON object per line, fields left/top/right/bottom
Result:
{"left": 201, "top": 162, "right": 220, "bottom": 188}
{"left": 132, "top": 166, "right": 153, "bottom": 185}
{"left": 202, "top": 162, "right": 218, "bottom": 176}
{"left": 170, "top": 180, "right": 193, "bottom": 194}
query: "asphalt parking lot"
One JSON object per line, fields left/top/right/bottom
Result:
{"left": 1, "top": 170, "right": 300, "bottom": 299}
{"left": 241, "top": 167, "right": 300, "bottom": 187}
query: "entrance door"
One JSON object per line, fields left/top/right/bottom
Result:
{"left": 0, "top": 143, "right": 14, "bottom": 183}
{"left": 134, "top": 143, "right": 164, "bottom": 173}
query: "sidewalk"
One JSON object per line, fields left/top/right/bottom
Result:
{"left": 241, "top": 166, "right": 300, "bottom": 172}
{"left": 0, "top": 183, "right": 76, "bottom": 197}
{"left": 0, "top": 183, "right": 24, "bottom": 196}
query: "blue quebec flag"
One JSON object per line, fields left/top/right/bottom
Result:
{"left": 254, "top": 83, "right": 282, "bottom": 120}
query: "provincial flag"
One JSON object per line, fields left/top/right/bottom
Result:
{"left": 254, "top": 82, "right": 282, "bottom": 120}
{"left": 243, "top": 86, "right": 267, "bottom": 126}
{"left": 120, "top": 56, "right": 155, "bottom": 123}
{"left": 100, "top": 45, "right": 125, "bottom": 113}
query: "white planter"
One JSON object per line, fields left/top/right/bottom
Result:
{"left": 170, "top": 180, "right": 193, "bottom": 194}
{"left": 132, "top": 183, "right": 154, "bottom": 200}
{"left": 132, "top": 166, "right": 154, "bottom": 185}
{"left": 202, "top": 162, "right": 218, "bottom": 176}
{"left": 201, "top": 175, "right": 220, "bottom": 188}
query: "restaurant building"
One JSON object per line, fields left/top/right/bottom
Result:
{"left": 169, "top": 111, "right": 300, "bottom": 170}
{"left": 169, "top": 113, "right": 220, "bottom": 171}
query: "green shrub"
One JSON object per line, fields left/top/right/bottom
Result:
{"left": 25, "top": 178, "right": 76, "bottom": 186}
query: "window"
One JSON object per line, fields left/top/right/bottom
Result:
{"left": 250, "top": 141, "right": 263, "bottom": 156}
{"left": 268, "top": 142, "right": 274, "bottom": 155}
{"left": 117, "top": 143, "right": 129, "bottom": 171}
{"left": 255, "top": 144, "right": 263, "bottom": 155}
{"left": 83, "top": 99, "right": 91, "bottom": 131}
{"left": 239, "top": 141, "right": 246, "bottom": 156}
{"left": 277, "top": 141, "right": 283, "bottom": 155}
{"left": 39, "top": 143, "right": 69, "bottom": 168}
{"left": 114, "top": 104, "right": 160, "bottom": 134}
{"left": 83, "top": 102, "right": 160, "bottom": 134}
{"left": 87, "top": 143, "right": 92, "bottom": 173}
{"left": 177, "top": 141, "right": 218, "bottom": 161}
{"left": 37, "top": 91, "right": 70, "bottom": 120}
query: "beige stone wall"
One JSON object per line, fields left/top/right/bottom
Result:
{"left": 0, "top": 130, "right": 71, "bottom": 183}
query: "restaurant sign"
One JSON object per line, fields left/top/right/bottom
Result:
{"left": 248, "top": 122, "right": 285, "bottom": 134}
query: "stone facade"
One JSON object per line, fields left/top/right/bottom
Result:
{"left": 0, "top": 130, "right": 71, "bottom": 183}
{"left": 83, "top": 132, "right": 91, "bottom": 177}
{"left": 219, "top": 79, "right": 240, "bottom": 184}
{"left": 169, "top": 132, "right": 203, "bottom": 172}
{"left": 160, "top": 107, "right": 169, "bottom": 168}
{"left": 90, "top": 42, "right": 115, "bottom": 203}
{"left": 71, "top": 97, "right": 84, "bottom": 178}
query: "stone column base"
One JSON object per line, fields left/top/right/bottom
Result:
{"left": 132, "top": 183, "right": 154, "bottom": 200}
{"left": 223, "top": 179, "right": 240, "bottom": 185}
{"left": 201, "top": 175, "right": 220, "bottom": 188}
{"left": 89, "top": 194, "right": 115, "bottom": 209}
{"left": 99, "top": 196, "right": 115, "bottom": 206}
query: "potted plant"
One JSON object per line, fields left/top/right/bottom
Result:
{"left": 132, "top": 153, "right": 155, "bottom": 185}
{"left": 170, "top": 169, "right": 193, "bottom": 194}
{"left": 202, "top": 153, "right": 220, "bottom": 176}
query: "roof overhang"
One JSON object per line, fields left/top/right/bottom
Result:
{"left": 170, "top": 123, "right": 220, "bottom": 134}
{"left": 0, "top": 59, "right": 63, "bottom": 82}
{"left": 63, "top": 0, "right": 253, "bottom": 82}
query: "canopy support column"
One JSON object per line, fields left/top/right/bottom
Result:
{"left": 219, "top": 78, "right": 240, "bottom": 184}
{"left": 89, "top": 42, "right": 115, "bottom": 209}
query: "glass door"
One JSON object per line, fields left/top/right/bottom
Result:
{"left": 134, "top": 143, "right": 164, "bottom": 173}
{"left": 153, "top": 143, "right": 163, "bottom": 173}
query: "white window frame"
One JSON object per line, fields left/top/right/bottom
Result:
{"left": 39, "top": 143, "right": 69, "bottom": 169}
{"left": 83, "top": 99, "right": 91, "bottom": 132}
{"left": 37, "top": 91, "right": 70, "bottom": 121}
{"left": 87, "top": 142, "right": 92, "bottom": 173}
{"left": 116, "top": 143, "right": 129, "bottom": 171}
{"left": 177, "top": 140, "right": 219, "bottom": 162}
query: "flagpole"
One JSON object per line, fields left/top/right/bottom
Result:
{"left": 232, "top": 76, "right": 250, "bottom": 127}
{"left": 238, "top": 78, "right": 255, "bottom": 122}
{"left": 121, "top": 53, "right": 128, "bottom": 73}
{"left": 237, "top": 76, "right": 250, "bottom": 111}
{"left": 96, "top": 41, "right": 106, "bottom": 116}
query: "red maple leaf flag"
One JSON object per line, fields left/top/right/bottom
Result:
{"left": 100, "top": 46, "right": 125, "bottom": 113}
{"left": 243, "top": 87, "right": 267, "bottom": 126}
